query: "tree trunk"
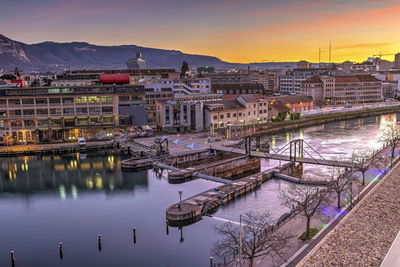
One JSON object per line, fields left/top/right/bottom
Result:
{"left": 362, "top": 171, "right": 366, "bottom": 186}
{"left": 391, "top": 146, "right": 395, "bottom": 168}
{"left": 306, "top": 216, "right": 311, "bottom": 238}
{"left": 249, "top": 257, "right": 254, "bottom": 267}
{"left": 337, "top": 191, "right": 341, "bottom": 209}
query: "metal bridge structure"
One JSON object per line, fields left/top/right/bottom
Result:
{"left": 215, "top": 137, "right": 362, "bottom": 169}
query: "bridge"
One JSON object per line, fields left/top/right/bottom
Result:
{"left": 213, "top": 138, "right": 363, "bottom": 169}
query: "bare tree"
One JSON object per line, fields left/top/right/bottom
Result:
{"left": 212, "top": 211, "right": 291, "bottom": 267}
{"left": 328, "top": 164, "right": 353, "bottom": 208}
{"left": 279, "top": 185, "right": 329, "bottom": 239}
{"left": 379, "top": 122, "right": 400, "bottom": 168}
{"left": 351, "top": 150, "right": 371, "bottom": 186}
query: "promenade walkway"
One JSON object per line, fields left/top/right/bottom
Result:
{"left": 298, "top": 161, "right": 400, "bottom": 266}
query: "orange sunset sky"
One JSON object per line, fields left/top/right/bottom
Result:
{"left": 1, "top": 0, "right": 400, "bottom": 63}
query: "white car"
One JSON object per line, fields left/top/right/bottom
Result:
{"left": 77, "top": 137, "right": 87, "bottom": 146}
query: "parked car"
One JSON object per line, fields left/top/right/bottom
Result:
{"left": 77, "top": 137, "right": 87, "bottom": 146}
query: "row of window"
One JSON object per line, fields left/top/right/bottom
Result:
{"left": 1, "top": 107, "right": 114, "bottom": 117}
{"left": 8, "top": 117, "right": 115, "bottom": 128}
{"left": 212, "top": 110, "right": 268, "bottom": 120}
{"left": 0, "top": 96, "right": 113, "bottom": 106}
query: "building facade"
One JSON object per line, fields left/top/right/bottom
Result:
{"left": 0, "top": 85, "right": 146, "bottom": 144}
{"left": 204, "top": 95, "right": 268, "bottom": 131}
{"left": 301, "top": 75, "right": 383, "bottom": 105}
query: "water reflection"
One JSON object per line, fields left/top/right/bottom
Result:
{"left": 0, "top": 151, "right": 149, "bottom": 197}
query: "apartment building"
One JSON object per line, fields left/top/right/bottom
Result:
{"left": 204, "top": 95, "right": 268, "bottom": 131}
{"left": 279, "top": 68, "right": 333, "bottom": 94}
{"left": 301, "top": 75, "right": 383, "bottom": 105}
{"left": 155, "top": 94, "right": 222, "bottom": 133}
{"left": 0, "top": 85, "right": 146, "bottom": 144}
{"left": 206, "top": 71, "right": 277, "bottom": 94}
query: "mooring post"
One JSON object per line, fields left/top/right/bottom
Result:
{"left": 59, "top": 242, "right": 63, "bottom": 260}
{"left": 133, "top": 228, "right": 137, "bottom": 244}
{"left": 166, "top": 221, "right": 169, "bottom": 235}
{"left": 209, "top": 257, "right": 213, "bottom": 267}
{"left": 98, "top": 235, "right": 102, "bottom": 251}
{"left": 10, "top": 251, "right": 15, "bottom": 267}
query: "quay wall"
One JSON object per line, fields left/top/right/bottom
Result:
{"left": 166, "top": 162, "right": 294, "bottom": 224}
{"left": 235, "top": 106, "right": 400, "bottom": 139}
{"left": 168, "top": 156, "right": 260, "bottom": 183}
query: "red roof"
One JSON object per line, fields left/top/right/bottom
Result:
{"left": 99, "top": 74, "right": 130, "bottom": 84}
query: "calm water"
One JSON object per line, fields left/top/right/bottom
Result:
{"left": 0, "top": 113, "right": 397, "bottom": 266}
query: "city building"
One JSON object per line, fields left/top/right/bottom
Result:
{"left": 266, "top": 95, "right": 313, "bottom": 113}
{"left": 278, "top": 68, "right": 334, "bottom": 94}
{"left": 206, "top": 71, "right": 278, "bottom": 94}
{"left": 0, "top": 85, "right": 146, "bottom": 144}
{"left": 297, "top": 61, "right": 311, "bottom": 69}
{"left": 204, "top": 95, "right": 268, "bottom": 131}
{"left": 127, "top": 52, "right": 146, "bottom": 70}
{"left": 212, "top": 83, "right": 264, "bottom": 94}
{"left": 301, "top": 75, "right": 383, "bottom": 105}
{"left": 155, "top": 94, "right": 223, "bottom": 133}
{"left": 395, "top": 53, "right": 400, "bottom": 69}
{"left": 55, "top": 69, "right": 180, "bottom": 82}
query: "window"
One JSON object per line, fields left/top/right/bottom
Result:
{"left": 36, "top": 98, "right": 48, "bottom": 105}
{"left": 102, "top": 107, "right": 113, "bottom": 113}
{"left": 89, "top": 107, "right": 101, "bottom": 114}
{"left": 119, "top": 95, "right": 130, "bottom": 101}
{"left": 24, "top": 120, "right": 35, "bottom": 126}
{"left": 22, "top": 99, "right": 34, "bottom": 105}
{"left": 38, "top": 120, "right": 49, "bottom": 127}
{"left": 9, "top": 99, "right": 21, "bottom": 105}
{"left": 49, "top": 98, "right": 61, "bottom": 105}
{"left": 76, "top": 107, "right": 88, "bottom": 114}
{"left": 213, "top": 115, "right": 218, "bottom": 120}
{"left": 36, "top": 109, "right": 48, "bottom": 115}
{"left": 63, "top": 108, "right": 75, "bottom": 115}
{"left": 63, "top": 97, "right": 74, "bottom": 104}
{"left": 51, "top": 119, "right": 62, "bottom": 126}
{"left": 23, "top": 109, "right": 35, "bottom": 116}
{"left": 77, "top": 118, "right": 89, "bottom": 126}
{"left": 88, "top": 96, "right": 100, "bottom": 103}
{"left": 50, "top": 108, "right": 61, "bottom": 115}
{"left": 75, "top": 96, "right": 88, "bottom": 104}
{"left": 90, "top": 117, "right": 102, "bottom": 125}
{"left": 101, "top": 96, "right": 113, "bottom": 103}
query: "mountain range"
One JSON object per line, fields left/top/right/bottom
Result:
{"left": 0, "top": 34, "right": 296, "bottom": 73}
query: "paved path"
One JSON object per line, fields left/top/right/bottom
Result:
{"left": 298, "top": 158, "right": 400, "bottom": 266}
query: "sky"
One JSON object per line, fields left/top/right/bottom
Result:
{"left": 1, "top": 0, "right": 400, "bottom": 63}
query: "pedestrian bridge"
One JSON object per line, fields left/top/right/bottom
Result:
{"left": 213, "top": 139, "right": 361, "bottom": 169}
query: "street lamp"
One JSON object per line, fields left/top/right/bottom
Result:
{"left": 178, "top": 190, "right": 183, "bottom": 210}
{"left": 239, "top": 214, "right": 243, "bottom": 267}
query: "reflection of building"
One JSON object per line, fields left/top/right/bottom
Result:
{"left": 0, "top": 152, "right": 149, "bottom": 197}
{"left": 0, "top": 85, "right": 146, "bottom": 144}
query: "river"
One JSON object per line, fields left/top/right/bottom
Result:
{"left": 0, "top": 113, "right": 397, "bottom": 266}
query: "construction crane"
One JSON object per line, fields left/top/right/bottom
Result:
{"left": 373, "top": 53, "right": 396, "bottom": 58}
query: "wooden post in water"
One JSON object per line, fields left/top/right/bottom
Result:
{"left": 209, "top": 257, "right": 213, "bottom": 267}
{"left": 98, "top": 235, "right": 102, "bottom": 251}
{"left": 59, "top": 242, "right": 63, "bottom": 260}
{"left": 133, "top": 228, "right": 137, "bottom": 244}
{"left": 10, "top": 251, "right": 15, "bottom": 267}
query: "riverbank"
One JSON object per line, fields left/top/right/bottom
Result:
{"left": 237, "top": 105, "right": 400, "bottom": 138}
{"left": 0, "top": 141, "right": 117, "bottom": 157}
{"left": 227, "top": 142, "right": 394, "bottom": 266}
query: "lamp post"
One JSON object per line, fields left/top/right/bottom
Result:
{"left": 239, "top": 214, "right": 243, "bottom": 267}
{"left": 178, "top": 190, "right": 183, "bottom": 210}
